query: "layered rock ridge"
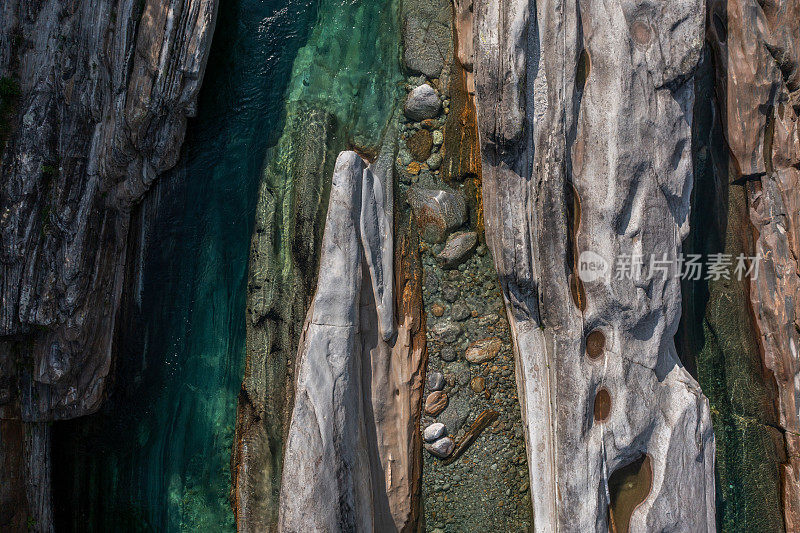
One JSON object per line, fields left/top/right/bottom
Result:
{"left": 233, "top": 0, "right": 408, "bottom": 529}
{"left": 0, "top": 1, "right": 217, "bottom": 530}
{"left": 0, "top": 0, "right": 218, "bottom": 421}
{"left": 473, "top": 0, "right": 716, "bottom": 530}
{"left": 680, "top": 1, "right": 800, "bottom": 530}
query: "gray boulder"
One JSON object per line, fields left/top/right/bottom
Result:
{"left": 404, "top": 84, "right": 441, "bottom": 122}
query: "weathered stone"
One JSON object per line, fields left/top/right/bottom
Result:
{"left": 425, "top": 436, "right": 455, "bottom": 458}
{"left": 432, "top": 321, "right": 461, "bottom": 344}
{"left": 450, "top": 302, "right": 471, "bottom": 321}
{"left": 426, "top": 152, "right": 442, "bottom": 170}
{"left": 401, "top": 0, "right": 452, "bottom": 79}
{"left": 0, "top": 0, "right": 218, "bottom": 423}
{"left": 464, "top": 337, "right": 502, "bottom": 364}
{"left": 425, "top": 391, "right": 448, "bottom": 416}
{"left": 431, "top": 303, "right": 445, "bottom": 317}
{"left": 432, "top": 129, "right": 444, "bottom": 146}
{"left": 424, "top": 422, "right": 447, "bottom": 442}
{"left": 427, "top": 372, "right": 445, "bottom": 391}
{"left": 441, "top": 283, "right": 460, "bottom": 302}
{"left": 408, "top": 187, "right": 466, "bottom": 243}
{"left": 436, "top": 231, "right": 478, "bottom": 268}
{"left": 407, "top": 129, "right": 433, "bottom": 161}
{"left": 474, "top": 0, "right": 714, "bottom": 529}
{"left": 440, "top": 346, "right": 457, "bottom": 362}
{"left": 404, "top": 85, "right": 441, "bottom": 122}
{"left": 470, "top": 376, "right": 485, "bottom": 393}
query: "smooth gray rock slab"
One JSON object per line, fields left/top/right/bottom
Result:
{"left": 404, "top": 84, "right": 442, "bottom": 122}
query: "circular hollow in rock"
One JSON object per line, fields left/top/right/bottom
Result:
{"left": 594, "top": 388, "right": 611, "bottom": 422}
{"left": 586, "top": 330, "right": 606, "bottom": 360}
{"left": 631, "top": 19, "right": 652, "bottom": 46}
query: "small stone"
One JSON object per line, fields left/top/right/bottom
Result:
{"left": 431, "top": 303, "right": 445, "bottom": 317}
{"left": 519, "top": 481, "right": 529, "bottom": 493}
{"left": 421, "top": 118, "right": 438, "bottom": 129}
{"left": 404, "top": 84, "right": 441, "bottom": 121}
{"left": 425, "top": 390, "right": 448, "bottom": 415}
{"left": 407, "top": 162, "right": 421, "bottom": 175}
{"left": 440, "top": 345, "right": 457, "bottom": 362}
{"left": 470, "top": 376, "right": 486, "bottom": 392}
{"left": 427, "top": 371, "right": 445, "bottom": 391}
{"left": 426, "top": 152, "right": 443, "bottom": 170}
{"left": 407, "top": 128, "right": 433, "bottom": 161}
{"left": 432, "top": 129, "right": 444, "bottom": 146}
{"left": 425, "top": 436, "right": 455, "bottom": 458}
{"left": 424, "top": 422, "right": 447, "bottom": 442}
{"left": 441, "top": 283, "right": 459, "bottom": 302}
{"left": 398, "top": 147, "right": 413, "bottom": 166}
{"left": 436, "top": 231, "right": 478, "bottom": 268}
{"left": 432, "top": 321, "right": 462, "bottom": 344}
{"left": 450, "top": 302, "right": 470, "bottom": 321}
{"left": 465, "top": 337, "right": 503, "bottom": 363}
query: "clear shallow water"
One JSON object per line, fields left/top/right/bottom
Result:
{"left": 52, "top": 0, "right": 317, "bottom": 530}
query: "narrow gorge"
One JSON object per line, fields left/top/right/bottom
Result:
{"left": 0, "top": 0, "right": 798, "bottom": 532}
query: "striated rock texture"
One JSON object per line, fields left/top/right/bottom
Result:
{"left": 0, "top": 0, "right": 218, "bottom": 421}
{"left": 472, "top": 0, "right": 716, "bottom": 530}
{"left": 680, "top": 0, "right": 800, "bottom": 529}
{"left": 277, "top": 148, "right": 425, "bottom": 532}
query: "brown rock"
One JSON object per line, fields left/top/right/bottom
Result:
{"left": 470, "top": 376, "right": 485, "bottom": 393}
{"left": 431, "top": 303, "right": 445, "bottom": 317}
{"left": 425, "top": 391, "right": 448, "bottom": 416}
{"left": 407, "top": 162, "right": 421, "bottom": 175}
{"left": 407, "top": 129, "right": 433, "bottom": 161}
{"left": 465, "top": 337, "right": 502, "bottom": 363}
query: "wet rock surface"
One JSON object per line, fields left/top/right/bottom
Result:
{"left": 398, "top": 34, "right": 532, "bottom": 526}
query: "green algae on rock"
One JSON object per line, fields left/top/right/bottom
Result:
{"left": 234, "top": 0, "right": 404, "bottom": 528}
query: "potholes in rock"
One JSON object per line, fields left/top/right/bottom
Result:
{"left": 608, "top": 454, "right": 653, "bottom": 533}
{"left": 586, "top": 330, "right": 606, "bottom": 360}
{"left": 594, "top": 388, "right": 612, "bottom": 422}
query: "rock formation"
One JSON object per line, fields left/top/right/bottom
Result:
{"left": 680, "top": 0, "right": 800, "bottom": 529}
{"left": 472, "top": 0, "right": 716, "bottom": 530}
{"left": 0, "top": 0, "right": 217, "bottom": 528}
{"left": 278, "top": 148, "right": 424, "bottom": 532}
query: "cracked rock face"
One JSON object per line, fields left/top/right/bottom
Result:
{"left": 473, "top": 0, "right": 715, "bottom": 530}
{"left": 703, "top": 0, "right": 800, "bottom": 528}
{"left": 0, "top": 0, "right": 218, "bottom": 421}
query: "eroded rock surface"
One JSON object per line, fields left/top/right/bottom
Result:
{"left": 0, "top": 2, "right": 217, "bottom": 529}
{"left": 278, "top": 149, "right": 424, "bottom": 532}
{"left": 473, "top": 0, "right": 715, "bottom": 530}
{"left": 0, "top": 0, "right": 217, "bottom": 421}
